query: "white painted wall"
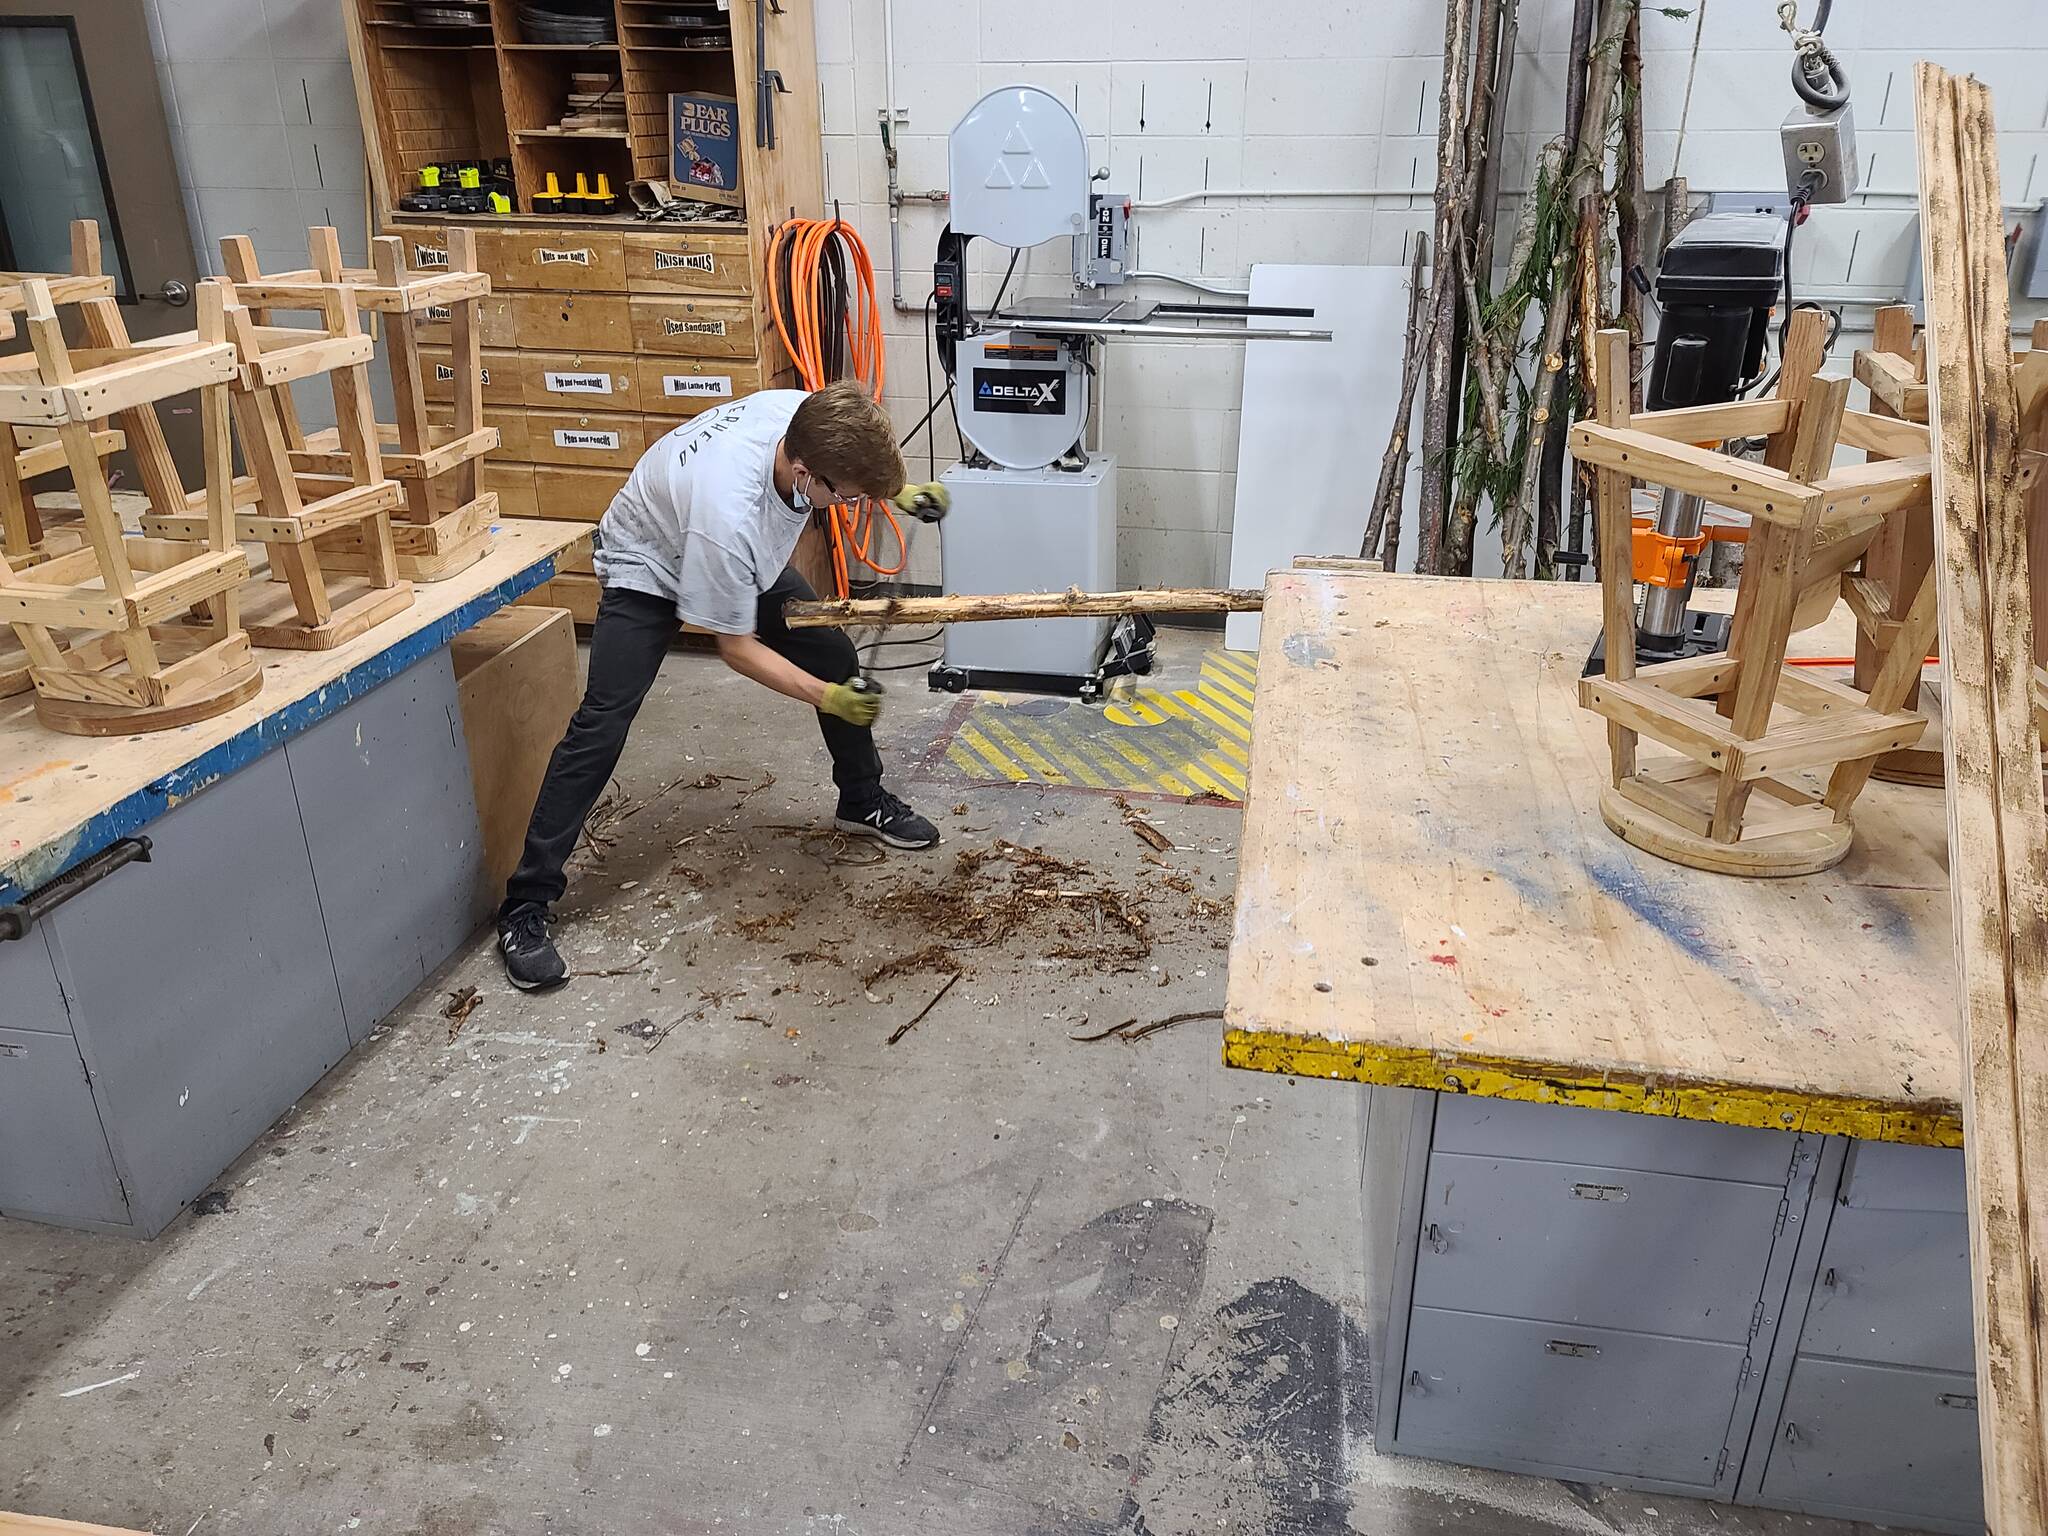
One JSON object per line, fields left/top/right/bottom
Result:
{"left": 134, "top": 0, "right": 2048, "bottom": 583}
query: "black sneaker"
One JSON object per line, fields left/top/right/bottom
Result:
{"left": 498, "top": 904, "right": 568, "bottom": 991}
{"left": 835, "top": 789, "right": 941, "bottom": 849}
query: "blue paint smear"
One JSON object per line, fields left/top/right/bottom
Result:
{"left": 0, "top": 558, "right": 557, "bottom": 905}
{"left": 1583, "top": 850, "right": 1743, "bottom": 979}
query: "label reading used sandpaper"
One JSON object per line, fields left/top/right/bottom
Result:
{"left": 545, "top": 370, "right": 614, "bottom": 395}
{"left": 555, "top": 428, "right": 620, "bottom": 451}
{"left": 663, "top": 373, "right": 733, "bottom": 398}
{"left": 663, "top": 317, "right": 727, "bottom": 337}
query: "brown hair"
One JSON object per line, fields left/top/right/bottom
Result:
{"left": 785, "top": 380, "right": 905, "bottom": 499}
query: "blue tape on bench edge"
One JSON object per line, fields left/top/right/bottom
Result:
{"left": 0, "top": 555, "right": 559, "bottom": 906}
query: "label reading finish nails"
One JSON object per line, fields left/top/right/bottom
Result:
{"left": 663, "top": 317, "right": 727, "bottom": 337}
{"left": 545, "top": 370, "right": 613, "bottom": 395}
{"left": 555, "top": 428, "right": 620, "bottom": 450}
{"left": 662, "top": 374, "right": 733, "bottom": 397}
{"left": 653, "top": 250, "right": 717, "bottom": 273}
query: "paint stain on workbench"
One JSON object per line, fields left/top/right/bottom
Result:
{"left": 1280, "top": 634, "right": 1333, "bottom": 668}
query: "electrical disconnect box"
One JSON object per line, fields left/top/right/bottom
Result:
{"left": 1078, "top": 192, "right": 1130, "bottom": 288}
{"left": 1781, "top": 103, "right": 1859, "bottom": 204}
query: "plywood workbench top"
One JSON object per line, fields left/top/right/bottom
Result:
{"left": 1223, "top": 570, "right": 1963, "bottom": 1146}
{"left": 0, "top": 518, "right": 588, "bottom": 903}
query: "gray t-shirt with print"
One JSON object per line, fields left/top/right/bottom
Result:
{"left": 592, "top": 390, "right": 808, "bottom": 635}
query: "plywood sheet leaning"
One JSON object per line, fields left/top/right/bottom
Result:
{"left": 1915, "top": 59, "right": 2048, "bottom": 1532}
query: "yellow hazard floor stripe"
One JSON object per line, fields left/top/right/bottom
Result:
{"left": 1200, "top": 682, "right": 1255, "bottom": 727}
{"left": 977, "top": 713, "right": 1072, "bottom": 784}
{"left": 956, "top": 722, "right": 1029, "bottom": 781}
{"left": 1202, "top": 666, "right": 1257, "bottom": 708}
{"left": 1101, "top": 734, "right": 1195, "bottom": 797}
{"left": 1209, "top": 648, "right": 1259, "bottom": 684}
{"left": 1176, "top": 688, "right": 1254, "bottom": 743}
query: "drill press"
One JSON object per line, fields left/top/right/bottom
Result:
{"left": 1585, "top": 210, "right": 1785, "bottom": 673}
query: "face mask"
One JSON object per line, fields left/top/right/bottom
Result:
{"left": 792, "top": 469, "right": 826, "bottom": 513}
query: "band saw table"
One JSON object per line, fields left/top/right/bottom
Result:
{"left": 1225, "top": 568, "right": 1979, "bottom": 1532}
{"left": 0, "top": 518, "right": 586, "bottom": 1239}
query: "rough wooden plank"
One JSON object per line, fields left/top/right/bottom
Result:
{"left": 1915, "top": 61, "right": 2048, "bottom": 1532}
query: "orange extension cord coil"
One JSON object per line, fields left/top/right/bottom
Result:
{"left": 766, "top": 217, "right": 907, "bottom": 600}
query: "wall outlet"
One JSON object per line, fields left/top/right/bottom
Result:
{"left": 1780, "top": 103, "right": 1859, "bottom": 205}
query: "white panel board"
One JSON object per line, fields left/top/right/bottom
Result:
{"left": 1224, "top": 263, "right": 1414, "bottom": 651}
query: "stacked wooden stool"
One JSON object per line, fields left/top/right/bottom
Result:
{"left": 220, "top": 227, "right": 499, "bottom": 581}
{"left": 1574, "top": 312, "right": 1939, "bottom": 875}
{"left": 138, "top": 228, "right": 411, "bottom": 649}
{"left": 0, "top": 278, "right": 258, "bottom": 734}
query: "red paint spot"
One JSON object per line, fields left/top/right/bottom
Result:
{"left": 1429, "top": 953, "right": 1458, "bottom": 967}
{"left": 1489, "top": 1007, "right": 1509, "bottom": 1018}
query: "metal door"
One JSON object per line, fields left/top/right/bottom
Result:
{"left": 0, "top": 0, "right": 203, "bottom": 474}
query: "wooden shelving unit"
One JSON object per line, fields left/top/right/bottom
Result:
{"left": 343, "top": 0, "right": 831, "bottom": 611}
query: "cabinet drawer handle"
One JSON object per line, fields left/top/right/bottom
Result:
{"left": 1570, "top": 1181, "right": 1629, "bottom": 1202}
{"left": 1784, "top": 1420, "right": 1799, "bottom": 1445}
{"left": 1545, "top": 1339, "right": 1600, "bottom": 1358}
{"left": 1937, "top": 1392, "right": 1977, "bottom": 1411}
{"left": 1425, "top": 1222, "right": 1449, "bottom": 1254}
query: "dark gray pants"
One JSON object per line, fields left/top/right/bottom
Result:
{"left": 501, "top": 568, "right": 881, "bottom": 916}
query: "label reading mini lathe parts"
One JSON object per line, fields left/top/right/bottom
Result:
{"left": 535, "top": 248, "right": 593, "bottom": 266}
{"left": 545, "top": 370, "right": 613, "bottom": 395}
{"left": 663, "top": 374, "right": 733, "bottom": 397}
{"left": 653, "top": 249, "right": 717, "bottom": 274}
{"left": 663, "top": 316, "right": 728, "bottom": 337}
{"left": 555, "top": 428, "right": 621, "bottom": 450}
{"left": 414, "top": 244, "right": 449, "bottom": 268}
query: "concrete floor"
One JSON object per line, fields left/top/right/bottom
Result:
{"left": 1, "top": 631, "right": 1888, "bottom": 1536}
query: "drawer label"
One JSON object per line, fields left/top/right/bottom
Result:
{"left": 434, "top": 363, "right": 489, "bottom": 384}
{"left": 662, "top": 373, "right": 733, "bottom": 398}
{"left": 424, "top": 304, "right": 451, "bottom": 322}
{"left": 545, "top": 370, "right": 615, "bottom": 395}
{"left": 653, "top": 249, "right": 717, "bottom": 274}
{"left": 535, "top": 248, "right": 593, "bottom": 267}
{"left": 663, "top": 316, "right": 728, "bottom": 337}
{"left": 1568, "top": 1182, "right": 1629, "bottom": 1202}
{"left": 414, "top": 244, "right": 449, "bottom": 268}
{"left": 555, "top": 428, "right": 621, "bottom": 451}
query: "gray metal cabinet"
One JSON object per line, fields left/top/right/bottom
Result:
{"left": 1368, "top": 1092, "right": 1818, "bottom": 1501}
{"left": 0, "top": 652, "right": 490, "bottom": 1239}
{"left": 40, "top": 749, "right": 348, "bottom": 1238}
{"left": 286, "top": 651, "right": 487, "bottom": 1044}
{"left": 1740, "top": 1139, "right": 1983, "bottom": 1533}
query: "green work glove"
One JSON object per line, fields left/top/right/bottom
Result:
{"left": 820, "top": 680, "right": 883, "bottom": 727}
{"left": 891, "top": 481, "right": 950, "bottom": 523}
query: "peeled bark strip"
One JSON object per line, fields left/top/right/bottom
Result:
{"left": 1365, "top": 234, "right": 1433, "bottom": 561}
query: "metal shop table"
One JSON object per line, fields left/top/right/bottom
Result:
{"left": 0, "top": 519, "right": 586, "bottom": 1239}
{"left": 1225, "top": 569, "right": 1979, "bottom": 1534}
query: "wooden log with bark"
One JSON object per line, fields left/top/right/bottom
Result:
{"left": 782, "top": 588, "right": 1265, "bottom": 630}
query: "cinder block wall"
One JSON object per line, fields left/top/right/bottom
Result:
{"left": 141, "top": 0, "right": 2048, "bottom": 582}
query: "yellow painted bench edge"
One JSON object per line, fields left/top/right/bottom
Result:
{"left": 1221, "top": 1027, "right": 1963, "bottom": 1149}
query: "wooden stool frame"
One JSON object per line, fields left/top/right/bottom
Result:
{"left": 1574, "top": 312, "right": 1939, "bottom": 876}
{"left": 139, "top": 228, "right": 412, "bottom": 650}
{"left": 224, "top": 227, "right": 498, "bottom": 581}
{"left": 0, "top": 278, "right": 259, "bottom": 735}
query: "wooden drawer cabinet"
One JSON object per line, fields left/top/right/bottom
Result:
{"left": 630, "top": 295, "right": 757, "bottom": 359}
{"left": 481, "top": 461, "right": 536, "bottom": 520}
{"left": 623, "top": 233, "right": 753, "bottom": 295}
{"left": 523, "top": 408, "right": 647, "bottom": 470}
{"left": 412, "top": 293, "right": 517, "bottom": 348}
{"left": 510, "top": 292, "right": 635, "bottom": 353}
{"left": 476, "top": 230, "right": 629, "bottom": 293}
{"left": 638, "top": 357, "right": 768, "bottom": 417}
{"left": 425, "top": 347, "right": 642, "bottom": 412}
{"left": 420, "top": 345, "right": 523, "bottom": 408}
